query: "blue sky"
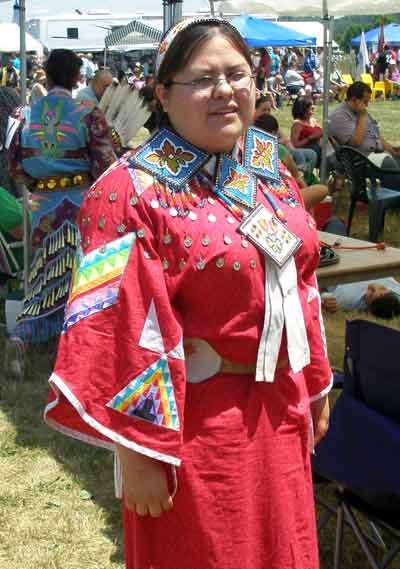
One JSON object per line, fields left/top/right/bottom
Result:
{"left": 0, "top": 0, "right": 212, "bottom": 20}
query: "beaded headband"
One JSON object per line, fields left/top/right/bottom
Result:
{"left": 155, "top": 16, "right": 241, "bottom": 79}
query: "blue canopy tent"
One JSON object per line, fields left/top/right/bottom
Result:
{"left": 230, "top": 15, "right": 316, "bottom": 47}
{"left": 351, "top": 23, "right": 400, "bottom": 48}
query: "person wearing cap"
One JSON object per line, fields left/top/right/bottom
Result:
{"left": 7, "top": 49, "right": 116, "bottom": 344}
{"left": 44, "top": 18, "right": 331, "bottom": 569}
{"left": 30, "top": 68, "right": 47, "bottom": 104}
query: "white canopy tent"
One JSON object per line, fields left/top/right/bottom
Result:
{"left": 277, "top": 21, "right": 338, "bottom": 48}
{"left": 220, "top": 0, "right": 400, "bottom": 182}
{"left": 0, "top": 22, "right": 43, "bottom": 55}
{"left": 104, "top": 18, "right": 163, "bottom": 63}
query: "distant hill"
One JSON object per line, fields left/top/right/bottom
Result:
{"left": 333, "top": 14, "right": 400, "bottom": 34}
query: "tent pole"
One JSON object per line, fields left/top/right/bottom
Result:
{"left": 174, "top": 0, "right": 183, "bottom": 23}
{"left": 163, "top": 0, "right": 169, "bottom": 33}
{"left": 17, "top": 0, "right": 29, "bottom": 296}
{"left": 320, "top": 5, "right": 333, "bottom": 185}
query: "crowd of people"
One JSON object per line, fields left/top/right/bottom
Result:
{"left": 0, "top": 19, "right": 399, "bottom": 569}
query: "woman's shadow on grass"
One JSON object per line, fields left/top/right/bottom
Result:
{"left": 0, "top": 344, "right": 124, "bottom": 565}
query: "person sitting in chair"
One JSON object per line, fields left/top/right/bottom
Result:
{"left": 321, "top": 277, "right": 400, "bottom": 319}
{"left": 329, "top": 62, "right": 347, "bottom": 101}
{"left": 328, "top": 81, "right": 400, "bottom": 190}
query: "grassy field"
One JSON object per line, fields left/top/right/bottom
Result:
{"left": 1, "top": 99, "right": 400, "bottom": 568}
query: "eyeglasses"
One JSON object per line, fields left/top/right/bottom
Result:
{"left": 166, "top": 71, "right": 255, "bottom": 94}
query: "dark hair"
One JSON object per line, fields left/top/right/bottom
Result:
{"left": 45, "top": 49, "right": 82, "bottom": 90}
{"left": 157, "top": 21, "right": 252, "bottom": 85}
{"left": 255, "top": 94, "right": 271, "bottom": 109}
{"left": 368, "top": 292, "right": 400, "bottom": 319}
{"left": 346, "top": 81, "right": 372, "bottom": 101}
{"left": 139, "top": 85, "right": 155, "bottom": 104}
{"left": 254, "top": 113, "right": 279, "bottom": 134}
{"left": 292, "top": 96, "right": 313, "bottom": 120}
{"left": 0, "top": 86, "right": 19, "bottom": 146}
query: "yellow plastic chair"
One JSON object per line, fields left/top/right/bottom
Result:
{"left": 342, "top": 74, "right": 353, "bottom": 85}
{"left": 385, "top": 80, "right": 395, "bottom": 98}
{"left": 372, "top": 81, "right": 386, "bottom": 101}
{"left": 360, "top": 74, "right": 385, "bottom": 101}
{"left": 360, "top": 72, "right": 373, "bottom": 86}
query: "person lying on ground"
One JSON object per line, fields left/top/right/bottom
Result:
{"left": 321, "top": 277, "right": 400, "bottom": 319}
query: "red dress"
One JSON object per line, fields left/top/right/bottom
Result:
{"left": 45, "top": 137, "right": 332, "bottom": 569}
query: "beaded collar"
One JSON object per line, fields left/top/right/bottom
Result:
{"left": 128, "top": 126, "right": 280, "bottom": 193}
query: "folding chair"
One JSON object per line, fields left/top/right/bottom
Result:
{"left": 0, "top": 229, "right": 25, "bottom": 379}
{"left": 371, "top": 81, "right": 386, "bottom": 101}
{"left": 360, "top": 73, "right": 384, "bottom": 102}
{"left": 312, "top": 319, "right": 400, "bottom": 569}
{"left": 341, "top": 74, "right": 353, "bottom": 86}
{"left": 0, "top": 231, "right": 23, "bottom": 280}
{"left": 313, "top": 371, "right": 345, "bottom": 531}
{"left": 335, "top": 145, "right": 400, "bottom": 242}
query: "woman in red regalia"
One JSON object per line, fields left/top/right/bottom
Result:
{"left": 45, "top": 17, "right": 332, "bottom": 569}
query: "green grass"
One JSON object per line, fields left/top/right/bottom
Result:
{"left": 1, "top": 100, "right": 400, "bottom": 568}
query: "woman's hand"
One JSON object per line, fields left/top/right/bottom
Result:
{"left": 310, "top": 394, "right": 330, "bottom": 445}
{"left": 116, "top": 444, "right": 173, "bottom": 517}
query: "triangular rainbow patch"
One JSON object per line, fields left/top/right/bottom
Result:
{"left": 106, "top": 356, "right": 180, "bottom": 431}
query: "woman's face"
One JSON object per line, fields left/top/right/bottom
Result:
{"left": 156, "top": 33, "right": 256, "bottom": 154}
{"left": 254, "top": 100, "right": 271, "bottom": 118}
{"left": 305, "top": 104, "right": 314, "bottom": 119}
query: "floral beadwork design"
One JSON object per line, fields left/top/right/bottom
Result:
{"left": 130, "top": 129, "right": 209, "bottom": 190}
{"left": 243, "top": 127, "right": 280, "bottom": 184}
{"left": 265, "top": 234, "right": 283, "bottom": 254}
{"left": 223, "top": 167, "right": 251, "bottom": 195}
{"left": 250, "top": 137, "right": 274, "bottom": 172}
{"left": 158, "top": 40, "right": 168, "bottom": 55}
{"left": 145, "top": 139, "right": 196, "bottom": 175}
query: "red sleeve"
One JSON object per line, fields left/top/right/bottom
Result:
{"left": 45, "top": 163, "right": 185, "bottom": 467}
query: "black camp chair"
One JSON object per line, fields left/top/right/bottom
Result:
{"left": 335, "top": 146, "right": 400, "bottom": 242}
{"left": 313, "top": 319, "right": 400, "bottom": 569}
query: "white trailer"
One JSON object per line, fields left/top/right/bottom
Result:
{"left": 26, "top": 11, "right": 163, "bottom": 52}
